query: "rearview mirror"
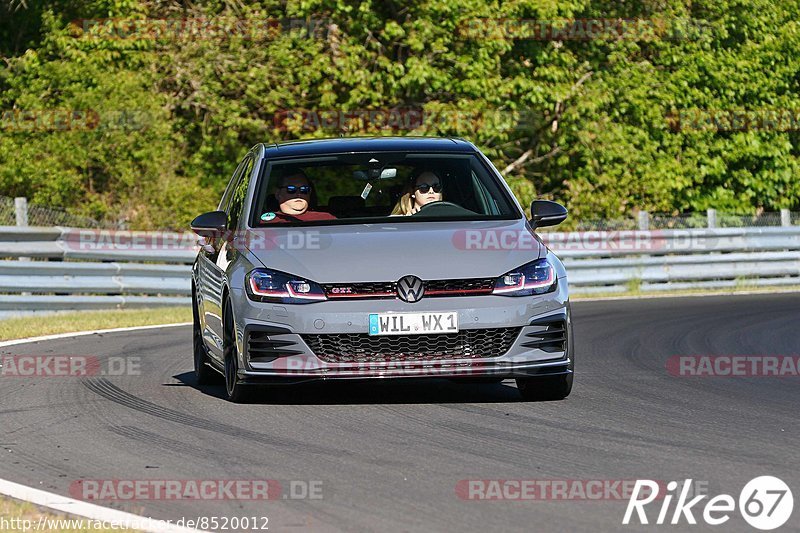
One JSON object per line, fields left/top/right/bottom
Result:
{"left": 354, "top": 167, "right": 397, "bottom": 180}
{"left": 530, "top": 200, "right": 567, "bottom": 229}
{"left": 190, "top": 210, "right": 227, "bottom": 236}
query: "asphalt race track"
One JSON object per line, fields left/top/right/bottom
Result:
{"left": 1, "top": 293, "right": 798, "bottom": 532}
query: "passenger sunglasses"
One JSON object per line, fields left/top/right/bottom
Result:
{"left": 415, "top": 182, "right": 442, "bottom": 194}
{"left": 281, "top": 185, "right": 311, "bottom": 195}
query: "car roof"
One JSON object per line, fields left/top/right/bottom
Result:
{"left": 261, "top": 136, "right": 478, "bottom": 158}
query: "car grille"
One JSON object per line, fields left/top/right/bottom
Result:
{"left": 323, "top": 282, "right": 395, "bottom": 298}
{"left": 424, "top": 278, "right": 495, "bottom": 295}
{"left": 303, "top": 327, "right": 521, "bottom": 363}
{"left": 322, "top": 278, "right": 495, "bottom": 299}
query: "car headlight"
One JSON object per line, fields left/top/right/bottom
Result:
{"left": 492, "top": 258, "right": 557, "bottom": 296}
{"left": 246, "top": 268, "right": 327, "bottom": 304}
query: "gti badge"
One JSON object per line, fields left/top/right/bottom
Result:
{"left": 331, "top": 286, "right": 354, "bottom": 294}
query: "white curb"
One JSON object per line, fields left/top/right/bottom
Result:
{"left": 0, "top": 322, "right": 192, "bottom": 348}
{"left": 0, "top": 478, "right": 206, "bottom": 533}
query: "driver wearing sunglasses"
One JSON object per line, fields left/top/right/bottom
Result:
{"left": 390, "top": 170, "right": 444, "bottom": 216}
{"left": 261, "top": 170, "right": 337, "bottom": 223}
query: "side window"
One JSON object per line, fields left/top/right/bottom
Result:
{"left": 227, "top": 156, "right": 254, "bottom": 230}
{"left": 219, "top": 159, "right": 246, "bottom": 212}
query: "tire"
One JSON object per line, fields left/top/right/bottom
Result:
{"left": 192, "top": 286, "right": 218, "bottom": 386}
{"left": 223, "top": 298, "right": 251, "bottom": 403}
{"left": 516, "top": 373, "right": 573, "bottom": 401}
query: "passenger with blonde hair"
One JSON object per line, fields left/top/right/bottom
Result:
{"left": 390, "top": 170, "right": 444, "bottom": 216}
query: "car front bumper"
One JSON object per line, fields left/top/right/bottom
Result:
{"left": 230, "top": 277, "right": 573, "bottom": 382}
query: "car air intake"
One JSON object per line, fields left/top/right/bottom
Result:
{"left": 520, "top": 316, "right": 567, "bottom": 353}
{"left": 247, "top": 326, "right": 303, "bottom": 364}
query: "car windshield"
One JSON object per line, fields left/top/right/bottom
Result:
{"left": 249, "top": 152, "right": 520, "bottom": 226}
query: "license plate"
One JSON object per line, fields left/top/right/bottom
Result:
{"left": 368, "top": 312, "right": 458, "bottom": 336}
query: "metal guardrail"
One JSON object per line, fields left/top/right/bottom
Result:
{"left": 0, "top": 226, "right": 197, "bottom": 263}
{"left": 0, "top": 226, "right": 195, "bottom": 316}
{"left": 0, "top": 225, "right": 798, "bottom": 316}
{"left": 563, "top": 252, "right": 800, "bottom": 293}
{"left": 545, "top": 226, "right": 800, "bottom": 293}
{"left": 0, "top": 261, "right": 190, "bottom": 294}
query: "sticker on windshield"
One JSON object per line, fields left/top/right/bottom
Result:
{"left": 360, "top": 183, "right": 373, "bottom": 200}
{"left": 261, "top": 212, "right": 276, "bottom": 221}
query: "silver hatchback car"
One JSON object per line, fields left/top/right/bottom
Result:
{"left": 191, "top": 137, "right": 573, "bottom": 402}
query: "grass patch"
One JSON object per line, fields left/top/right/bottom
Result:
{"left": 624, "top": 277, "right": 642, "bottom": 293}
{"left": 0, "top": 495, "right": 139, "bottom": 532}
{"left": 734, "top": 276, "right": 760, "bottom": 290}
{"left": 0, "top": 307, "right": 191, "bottom": 342}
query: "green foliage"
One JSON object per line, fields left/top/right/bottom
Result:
{"left": 0, "top": 0, "right": 799, "bottom": 229}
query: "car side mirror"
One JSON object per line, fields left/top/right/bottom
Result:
{"left": 191, "top": 210, "right": 228, "bottom": 237}
{"left": 530, "top": 200, "right": 567, "bottom": 229}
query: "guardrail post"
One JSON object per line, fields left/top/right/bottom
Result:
{"left": 637, "top": 210, "right": 649, "bottom": 231}
{"left": 14, "top": 197, "right": 28, "bottom": 227}
{"left": 707, "top": 208, "right": 717, "bottom": 228}
{"left": 781, "top": 209, "right": 791, "bottom": 227}
{"left": 15, "top": 197, "right": 31, "bottom": 267}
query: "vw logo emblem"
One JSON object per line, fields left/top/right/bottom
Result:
{"left": 397, "top": 275, "right": 424, "bottom": 303}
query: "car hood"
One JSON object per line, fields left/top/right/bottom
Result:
{"left": 245, "top": 219, "right": 544, "bottom": 283}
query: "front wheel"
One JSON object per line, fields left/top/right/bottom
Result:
{"left": 516, "top": 374, "right": 573, "bottom": 401}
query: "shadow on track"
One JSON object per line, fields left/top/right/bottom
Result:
{"left": 170, "top": 372, "right": 537, "bottom": 405}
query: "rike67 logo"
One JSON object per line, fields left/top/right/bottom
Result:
{"left": 623, "top": 477, "right": 794, "bottom": 530}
